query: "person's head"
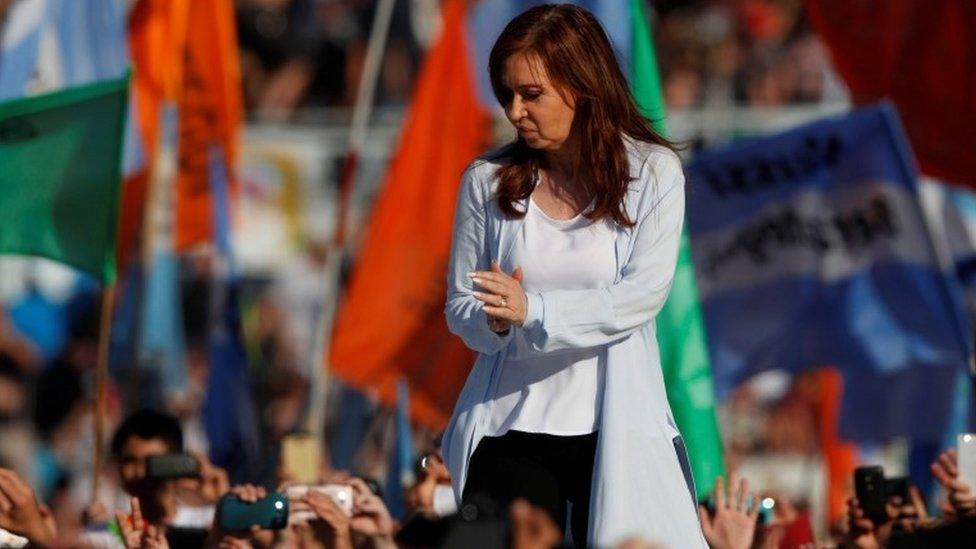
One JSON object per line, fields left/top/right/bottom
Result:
{"left": 110, "top": 409, "right": 183, "bottom": 491}
{"left": 488, "top": 4, "right": 674, "bottom": 227}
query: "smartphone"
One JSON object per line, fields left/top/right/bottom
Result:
{"left": 281, "top": 433, "right": 321, "bottom": 484}
{"left": 217, "top": 492, "right": 289, "bottom": 531}
{"left": 146, "top": 453, "right": 199, "bottom": 480}
{"left": 884, "top": 476, "right": 910, "bottom": 502}
{"left": 285, "top": 484, "right": 354, "bottom": 520}
{"left": 855, "top": 466, "right": 888, "bottom": 524}
{"left": 957, "top": 433, "right": 976, "bottom": 492}
{"left": 757, "top": 496, "right": 776, "bottom": 526}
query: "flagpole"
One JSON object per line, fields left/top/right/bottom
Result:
{"left": 304, "top": 0, "right": 397, "bottom": 437}
{"left": 92, "top": 283, "right": 116, "bottom": 502}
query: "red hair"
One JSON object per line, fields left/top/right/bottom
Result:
{"left": 488, "top": 3, "right": 674, "bottom": 227}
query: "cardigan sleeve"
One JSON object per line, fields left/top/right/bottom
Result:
{"left": 444, "top": 163, "right": 514, "bottom": 355}
{"left": 520, "top": 150, "right": 685, "bottom": 353}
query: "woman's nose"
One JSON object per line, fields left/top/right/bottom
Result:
{"left": 506, "top": 96, "right": 525, "bottom": 123}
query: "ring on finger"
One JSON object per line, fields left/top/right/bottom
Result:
{"left": 499, "top": 296, "right": 508, "bottom": 308}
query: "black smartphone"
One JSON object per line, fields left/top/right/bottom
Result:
{"left": 146, "top": 453, "right": 199, "bottom": 480}
{"left": 855, "top": 466, "right": 888, "bottom": 524}
{"left": 884, "top": 476, "right": 910, "bottom": 502}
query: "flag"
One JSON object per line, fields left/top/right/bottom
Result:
{"left": 328, "top": 0, "right": 490, "bottom": 428}
{"left": 0, "top": 0, "right": 45, "bottom": 99}
{"left": 804, "top": 0, "right": 976, "bottom": 189}
{"left": 174, "top": 0, "right": 243, "bottom": 250}
{"left": 0, "top": 75, "right": 128, "bottom": 282}
{"left": 203, "top": 144, "right": 262, "bottom": 482}
{"left": 124, "top": 0, "right": 242, "bottom": 260}
{"left": 137, "top": 104, "right": 186, "bottom": 397}
{"left": 630, "top": 0, "right": 726, "bottom": 498}
{"left": 685, "top": 104, "right": 971, "bottom": 442}
{"left": 384, "top": 378, "right": 415, "bottom": 520}
{"left": 812, "top": 368, "right": 859, "bottom": 523}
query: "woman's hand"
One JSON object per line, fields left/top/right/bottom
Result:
{"left": 470, "top": 261, "right": 527, "bottom": 330}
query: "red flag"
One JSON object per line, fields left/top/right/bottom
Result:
{"left": 804, "top": 0, "right": 976, "bottom": 187}
{"left": 329, "top": 0, "right": 491, "bottom": 429}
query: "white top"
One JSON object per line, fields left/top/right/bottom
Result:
{"left": 487, "top": 196, "right": 617, "bottom": 436}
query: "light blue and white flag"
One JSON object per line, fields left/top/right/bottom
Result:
{"left": 686, "top": 103, "right": 972, "bottom": 441}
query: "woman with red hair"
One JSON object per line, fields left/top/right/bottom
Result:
{"left": 442, "top": 4, "right": 705, "bottom": 547}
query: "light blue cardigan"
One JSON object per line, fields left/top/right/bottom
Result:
{"left": 442, "top": 138, "right": 708, "bottom": 547}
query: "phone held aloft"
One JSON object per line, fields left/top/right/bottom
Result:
{"left": 217, "top": 492, "right": 290, "bottom": 531}
{"left": 957, "top": 433, "right": 976, "bottom": 493}
{"left": 286, "top": 484, "right": 354, "bottom": 521}
{"left": 854, "top": 465, "right": 911, "bottom": 525}
{"left": 146, "top": 453, "right": 200, "bottom": 480}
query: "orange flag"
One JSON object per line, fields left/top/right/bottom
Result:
{"left": 329, "top": 0, "right": 492, "bottom": 429}
{"left": 174, "top": 0, "right": 243, "bottom": 250}
{"left": 120, "top": 0, "right": 189, "bottom": 269}
{"left": 814, "top": 368, "right": 859, "bottom": 524}
{"left": 122, "top": 0, "right": 242, "bottom": 263}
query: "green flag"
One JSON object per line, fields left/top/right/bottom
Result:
{"left": 630, "top": 0, "right": 725, "bottom": 498}
{"left": 0, "top": 76, "right": 129, "bottom": 283}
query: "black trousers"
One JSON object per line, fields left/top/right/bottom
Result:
{"left": 462, "top": 430, "right": 598, "bottom": 547}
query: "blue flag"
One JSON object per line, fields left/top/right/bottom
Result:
{"left": 686, "top": 103, "right": 972, "bottom": 442}
{"left": 0, "top": 0, "right": 44, "bottom": 99}
{"left": 203, "top": 144, "right": 262, "bottom": 482}
{"left": 384, "top": 378, "right": 415, "bottom": 520}
{"left": 138, "top": 105, "right": 186, "bottom": 398}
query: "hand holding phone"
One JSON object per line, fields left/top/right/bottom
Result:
{"left": 217, "top": 487, "right": 289, "bottom": 532}
{"left": 286, "top": 484, "right": 353, "bottom": 522}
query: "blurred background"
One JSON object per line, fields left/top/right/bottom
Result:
{"left": 0, "top": 0, "right": 974, "bottom": 544}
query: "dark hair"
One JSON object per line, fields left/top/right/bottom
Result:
{"left": 110, "top": 408, "right": 184, "bottom": 457}
{"left": 488, "top": 4, "right": 674, "bottom": 228}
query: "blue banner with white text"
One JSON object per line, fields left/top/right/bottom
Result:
{"left": 686, "top": 103, "right": 972, "bottom": 442}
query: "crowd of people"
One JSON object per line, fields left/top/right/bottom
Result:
{"left": 235, "top": 0, "right": 842, "bottom": 119}
{"left": 0, "top": 405, "right": 975, "bottom": 547}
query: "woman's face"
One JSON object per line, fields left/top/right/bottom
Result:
{"left": 501, "top": 52, "right": 577, "bottom": 152}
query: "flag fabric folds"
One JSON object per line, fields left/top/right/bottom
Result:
{"left": 629, "top": 0, "right": 726, "bottom": 498}
{"left": 203, "top": 144, "right": 262, "bottom": 482}
{"left": 804, "top": 0, "right": 976, "bottom": 189}
{"left": 328, "top": 0, "right": 490, "bottom": 428}
{"left": 686, "top": 104, "right": 971, "bottom": 442}
{"left": 384, "top": 378, "right": 415, "bottom": 520}
{"left": 0, "top": 75, "right": 129, "bottom": 282}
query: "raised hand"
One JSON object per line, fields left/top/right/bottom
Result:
{"left": 698, "top": 474, "right": 759, "bottom": 549}
{"left": 0, "top": 468, "right": 56, "bottom": 546}
{"left": 305, "top": 490, "right": 353, "bottom": 549}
